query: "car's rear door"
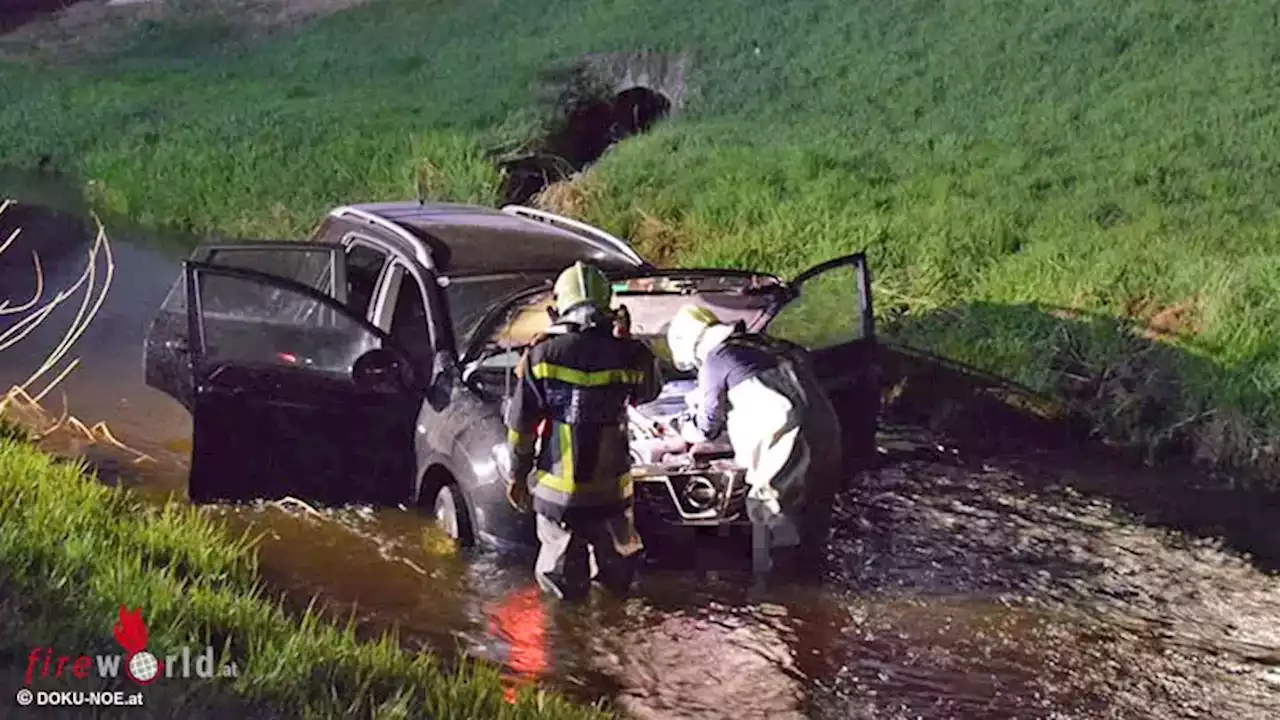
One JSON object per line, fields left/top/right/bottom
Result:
{"left": 182, "top": 261, "right": 421, "bottom": 505}
{"left": 762, "top": 253, "right": 879, "bottom": 460}
{"left": 144, "top": 242, "right": 347, "bottom": 411}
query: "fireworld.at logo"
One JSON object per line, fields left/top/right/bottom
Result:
{"left": 24, "top": 605, "right": 239, "bottom": 687}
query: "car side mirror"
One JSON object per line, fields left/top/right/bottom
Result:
{"left": 352, "top": 348, "right": 414, "bottom": 394}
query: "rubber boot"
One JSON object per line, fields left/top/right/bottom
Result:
{"left": 752, "top": 520, "right": 772, "bottom": 590}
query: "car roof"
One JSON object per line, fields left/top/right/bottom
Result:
{"left": 333, "top": 201, "right": 646, "bottom": 274}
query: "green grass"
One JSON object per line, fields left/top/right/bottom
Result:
{"left": 2, "top": 0, "right": 1279, "bottom": 475}
{"left": 763, "top": 259, "right": 869, "bottom": 351}
{"left": 0, "top": 436, "right": 613, "bottom": 719}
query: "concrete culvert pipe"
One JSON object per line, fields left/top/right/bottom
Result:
{"left": 558, "top": 86, "right": 672, "bottom": 167}
{"left": 500, "top": 86, "right": 672, "bottom": 206}
{"left": 610, "top": 86, "right": 671, "bottom": 138}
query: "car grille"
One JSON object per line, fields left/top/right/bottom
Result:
{"left": 634, "top": 468, "right": 749, "bottom": 527}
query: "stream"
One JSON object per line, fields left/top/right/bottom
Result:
{"left": 1, "top": 190, "right": 1278, "bottom": 719}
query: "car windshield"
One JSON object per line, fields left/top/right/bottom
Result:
{"left": 443, "top": 272, "right": 556, "bottom": 352}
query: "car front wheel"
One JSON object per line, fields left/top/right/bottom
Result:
{"left": 426, "top": 480, "right": 476, "bottom": 548}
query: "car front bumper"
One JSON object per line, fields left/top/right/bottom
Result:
{"left": 632, "top": 460, "right": 750, "bottom": 527}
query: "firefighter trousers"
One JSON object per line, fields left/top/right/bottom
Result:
{"left": 534, "top": 510, "right": 644, "bottom": 602}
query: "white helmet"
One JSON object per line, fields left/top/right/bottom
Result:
{"left": 665, "top": 305, "right": 721, "bottom": 371}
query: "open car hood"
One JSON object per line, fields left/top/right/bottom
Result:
{"left": 460, "top": 269, "right": 791, "bottom": 363}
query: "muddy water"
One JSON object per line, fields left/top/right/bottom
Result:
{"left": 2, "top": 197, "right": 1280, "bottom": 718}
{"left": 0, "top": 194, "right": 194, "bottom": 470}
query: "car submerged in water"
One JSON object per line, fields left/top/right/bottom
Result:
{"left": 142, "top": 202, "right": 879, "bottom": 551}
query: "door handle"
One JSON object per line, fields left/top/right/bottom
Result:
{"left": 165, "top": 338, "right": 214, "bottom": 355}
{"left": 197, "top": 382, "right": 243, "bottom": 397}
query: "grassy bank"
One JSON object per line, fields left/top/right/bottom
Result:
{"left": 1, "top": 0, "right": 1278, "bottom": 477}
{"left": 0, "top": 424, "right": 611, "bottom": 719}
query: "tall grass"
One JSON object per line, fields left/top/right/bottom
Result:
{"left": 0, "top": 438, "right": 612, "bottom": 719}
{"left": 2, "top": 0, "right": 1278, "bottom": 474}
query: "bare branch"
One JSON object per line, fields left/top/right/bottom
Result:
{"left": 1, "top": 201, "right": 152, "bottom": 465}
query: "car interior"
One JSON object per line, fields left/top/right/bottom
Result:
{"left": 388, "top": 272, "right": 434, "bottom": 367}
{"left": 460, "top": 282, "right": 781, "bottom": 394}
{"left": 344, "top": 243, "right": 388, "bottom": 319}
{"left": 491, "top": 290, "right": 774, "bottom": 348}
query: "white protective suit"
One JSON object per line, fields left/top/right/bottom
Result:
{"left": 667, "top": 307, "right": 842, "bottom": 568}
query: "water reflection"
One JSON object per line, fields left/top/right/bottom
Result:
{"left": 486, "top": 584, "right": 551, "bottom": 702}
{"left": 51, "top": 438, "right": 1245, "bottom": 720}
{"left": 0, "top": 192, "right": 193, "bottom": 461}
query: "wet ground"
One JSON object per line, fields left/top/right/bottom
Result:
{"left": 2, "top": 194, "right": 1279, "bottom": 718}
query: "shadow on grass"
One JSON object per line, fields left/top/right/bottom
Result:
{"left": 880, "top": 301, "right": 1280, "bottom": 572}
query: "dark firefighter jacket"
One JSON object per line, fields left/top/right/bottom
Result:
{"left": 505, "top": 305, "right": 663, "bottom": 523}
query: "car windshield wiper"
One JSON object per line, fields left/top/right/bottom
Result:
{"left": 471, "top": 343, "right": 527, "bottom": 367}
{"left": 460, "top": 342, "right": 531, "bottom": 389}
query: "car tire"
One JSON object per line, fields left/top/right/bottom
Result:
{"left": 430, "top": 483, "right": 476, "bottom": 548}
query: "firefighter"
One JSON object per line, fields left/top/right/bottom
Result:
{"left": 664, "top": 304, "right": 843, "bottom": 579}
{"left": 504, "top": 261, "right": 663, "bottom": 601}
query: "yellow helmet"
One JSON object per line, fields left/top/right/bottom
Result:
{"left": 553, "top": 261, "right": 613, "bottom": 315}
{"left": 666, "top": 304, "right": 720, "bottom": 371}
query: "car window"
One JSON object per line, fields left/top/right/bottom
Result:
{"left": 206, "top": 247, "right": 333, "bottom": 292}
{"left": 197, "top": 267, "right": 331, "bottom": 326}
{"left": 388, "top": 269, "right": 433, "bottom": 364}
{"left": 344, "top": 242, "right": 388, "bottom": 319}
{"left": 443, "top": 272, "right": 555, "bottom": 351}
{"left": 196, "top": 271, "right": 379, "bottom": 375}
{"left": 159, "top": 276, "right": 186, "bottom": 314}
{"left": 161, "top": 247, "right": 335, "bottom": 314}
{"left": 766, "top": 263, "right": 863, "bottom": 349}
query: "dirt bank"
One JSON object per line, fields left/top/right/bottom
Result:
{"left": 0, "top": 0, "right": 79, "bottom": 34}
{"left": 0, "top": 0, "right": 375, "bottom": 62}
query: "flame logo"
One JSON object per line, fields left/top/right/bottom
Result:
{"left": 112, "top": 605, "right": 163, "bottom": 685}
{"left": 112, "top": 606, "right": 149, "bottom": 653}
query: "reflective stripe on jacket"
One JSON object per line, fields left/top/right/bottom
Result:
{"left": 505, "top": 306, "right": 663, "bottom": 523}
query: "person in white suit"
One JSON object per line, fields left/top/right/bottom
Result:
{"left": 664, "top": 304, "right": 843, "bottom": 579}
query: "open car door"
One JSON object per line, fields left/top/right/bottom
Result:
{"left": 763, "top": 252, "right": 879, "bottom": 462}
{"left": 182, "top": 261, "right": 421, "bottom": 506}
{"left": 144, "top": 242, "right": 347, "bottom": 411}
